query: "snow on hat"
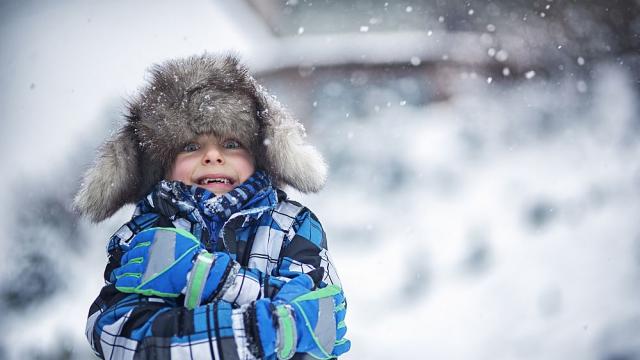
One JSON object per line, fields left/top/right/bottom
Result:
{"left": 74, "top": 53, "right": 327, "bottom": 222}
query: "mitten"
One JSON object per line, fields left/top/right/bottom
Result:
{"left": 113, "top": 227, "right": 233, "bottom": 305}
{"left": 253, "top": 274, "right": 351, "bottom": 359}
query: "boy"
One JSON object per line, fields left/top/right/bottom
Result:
{"left": 75, "top": 54, "right": 350, "bottom": 359}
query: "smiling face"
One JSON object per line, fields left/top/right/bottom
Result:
{"left": 167, "top": 134, "right": 255, "bottom": 195}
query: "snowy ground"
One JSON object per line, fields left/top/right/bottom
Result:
{"left": 1, "top": 1, "right": 639, "bottom": 359}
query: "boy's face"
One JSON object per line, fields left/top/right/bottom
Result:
{"left": 168, "top": 134, "right": 255, "bottom": 196}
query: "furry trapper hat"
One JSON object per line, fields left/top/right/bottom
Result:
{"left": 74, "top": 54, "right": 327, "bottom": 222}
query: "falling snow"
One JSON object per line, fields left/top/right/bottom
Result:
{"left": 2, "top": 1, "right": 640, "bottom": 359}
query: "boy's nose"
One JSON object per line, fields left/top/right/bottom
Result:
{"left": 202, "top": 146, "right": 224, "bottom": 165}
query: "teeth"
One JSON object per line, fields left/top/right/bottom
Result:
{"left": 200, "top": 178, "right": 230, "bottom": 185}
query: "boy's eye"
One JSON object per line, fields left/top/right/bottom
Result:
{"left": 223, "top": 139, "right": 241, "bottom": 149}
{"left": 183, "top": 143, "right": 200, "bottom": 152}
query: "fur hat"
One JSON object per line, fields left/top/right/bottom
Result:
{"left": 74, "top": 54, "right": 327, "bottom": 222}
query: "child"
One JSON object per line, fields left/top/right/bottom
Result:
{"left": 75, "top": 54, "right": 351, "bottom": 360}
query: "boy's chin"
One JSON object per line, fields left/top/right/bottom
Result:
{"left": 194, "top": 183, "right": 235, "bottom": 196}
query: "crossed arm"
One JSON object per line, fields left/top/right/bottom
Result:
{"left": 86, "top": 210, "right": 350, "bottom": 359}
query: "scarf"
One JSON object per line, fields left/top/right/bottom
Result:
{"left": 134, "top": 170, "right": 277, "bottom": 249}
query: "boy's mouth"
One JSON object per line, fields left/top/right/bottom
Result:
{"left": 198, "top": 178, "right": 232, "bottom": 185}
{"left": 195, "top": 174, "right": 235, "bottom": 188}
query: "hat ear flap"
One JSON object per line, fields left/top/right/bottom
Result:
{"left": 257, "top": 92, "right": 328, "bottom": 193}
{"left": 74, "top": 125, "right": 141, "bottom": 222}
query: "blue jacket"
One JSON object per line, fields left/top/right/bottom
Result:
{"left": 86, "top": 176, "right": 343, "bottom": 359}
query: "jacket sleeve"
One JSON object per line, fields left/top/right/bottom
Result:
{"left": 274, "top": 207, "right": 342, "bottom": 287}
{"left": 86, "top": 216, "right": 263, "bottom": 360}
{"left": 86, "top": 283, "right": 264, "bottom": 360}
{"left": 217, "top": 206, "right": 343, "bottom": 307}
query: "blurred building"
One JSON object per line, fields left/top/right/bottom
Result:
{"left": 224, "top": 0, "right": 639, "bottom": 125}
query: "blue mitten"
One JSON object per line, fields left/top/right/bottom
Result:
{"left": 254, "top": 274, "right": 351, "bottom": 360}
{"left": 113, "top": 227, "right": 233, "bottom": 306}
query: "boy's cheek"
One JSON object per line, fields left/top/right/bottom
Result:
{"left": 235, "top": 152, "right": 256, "bottom": 183}
{"left": 167, "top": 158, "right": 193, "bottom": 184}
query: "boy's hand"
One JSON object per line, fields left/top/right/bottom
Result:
{"left": 113, "top": 227, "right": 233, "bottom": 304}
{"left": 254, "top": 274, "right": 351, "bottom": 360}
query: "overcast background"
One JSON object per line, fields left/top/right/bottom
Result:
{"left": 1, "top": 0, "right": 640, "bottom": 359}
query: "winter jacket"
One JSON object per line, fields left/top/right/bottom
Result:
{"left": 85, "top": 173, "right": 343, "bottom": 359}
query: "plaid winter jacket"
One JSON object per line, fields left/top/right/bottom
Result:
{"left": 85, "top": 175, "right": 343, "bottom": 359}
